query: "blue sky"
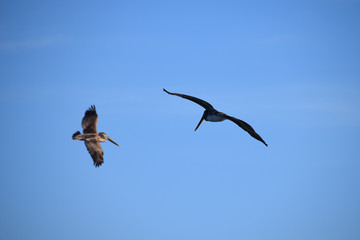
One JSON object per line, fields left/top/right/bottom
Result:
{"left": 1, "top": 0, "right": 360, "bottom": 239}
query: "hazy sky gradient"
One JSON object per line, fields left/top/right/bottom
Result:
{"left": 1, "top": 1, "right": 360, "bottom": 239}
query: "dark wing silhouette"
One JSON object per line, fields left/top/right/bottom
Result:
{"left": 163, "top": 88, "right": 214, "bottom": 110}
{"left": 222, "top": 113, "right": 268, "bottom": 146}
{"left": 85, "top": 139, "right": 104, "bottom": 167}
{"left": 82, "top": 105, "right": 98, "bottom": 133}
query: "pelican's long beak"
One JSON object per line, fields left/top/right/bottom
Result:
{"left": 108, "top": 137, "right": 120, "bottom": 147}
{"left": 194, "top": 112, "right": 206, "bottom": 131}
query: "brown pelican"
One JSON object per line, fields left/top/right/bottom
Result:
{"left": 72, "top": 105, "right": 120, "bottom": 167}
{"left": 163, "top": 88, "right": 268, "bottom": 146}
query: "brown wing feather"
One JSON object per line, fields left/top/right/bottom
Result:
{"left": 163, "top": 88, "right": 214, "bottom": 110}
{"left": 222, "top": 113, "right": 268, "bottom": 146}
{"left": 82, "top": 105, "right": 98, "bottom": 133}
{"left": 84, "top": 139, "right": 104, "bottom": 167}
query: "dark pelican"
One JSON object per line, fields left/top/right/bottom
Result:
{"left": 72, "top": 105, "right": 120, "bottom": 167}
{"left": 163, "top": 88, "right": 268, "bottom": 146}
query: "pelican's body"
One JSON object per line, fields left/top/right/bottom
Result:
{"left": 204, "top": 110, "right": 226, "bottom": 122}
{"left": 72, "top": 105, "right": 120, "bottom": 167}
{"left": 72, "top": 132, "right": 113, "bottom": 143}
{"left": 163, "top": 88, "right": 268, "bottom": 146}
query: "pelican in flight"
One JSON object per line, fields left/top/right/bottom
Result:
{"left": 72, "top": 105, "right": 120, "bottom": 167}
{"left": 163, "top": 88, "right": 267, "bottom": 146}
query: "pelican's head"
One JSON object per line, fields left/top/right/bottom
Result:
{"left": 99, "top": 132, "right": 120, "bottom": 147}
{"left": 72, "top": 131, "right": 82, "bottom": 140}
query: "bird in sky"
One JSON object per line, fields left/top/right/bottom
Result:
{"left": 163, "top": 88, "right": 267, "bottom": 146}
{"left": 72, "top": 105, "right": 120, "bottom": 167}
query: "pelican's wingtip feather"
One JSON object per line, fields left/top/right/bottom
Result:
{"left": 87, "top": 105, "right": 96, "bottom": 111}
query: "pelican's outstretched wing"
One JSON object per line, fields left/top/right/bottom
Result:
{"left": 85, "top": 139, "right": 104, "bottom": 167}
{"left": 163, "top": 88, "right": 214, "bottom": 110}
{"left": 222, "top": 113, "right": 268, "bottom": 146}
{"left": 82, "top": 105, "right": 98, "bottom": 133}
